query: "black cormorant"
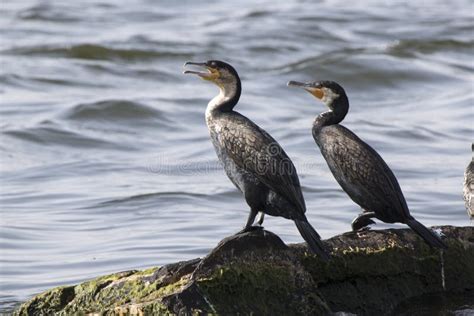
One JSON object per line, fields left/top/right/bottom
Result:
{"left": 464, "top": 144, "right": 473, "bottom": 218}
{"left": 184, "top": 60, "right": 330, "bottom": 259}
{"left": 288, "top": 80, "right": 447, "bottom": 249}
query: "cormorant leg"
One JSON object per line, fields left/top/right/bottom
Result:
{"left": 256, "top": 211, "right": 265, "bottom": 226}
{"left": 237, "top": 209, "right": 263, "bottom": 234}
{"left": 351, "top": 211, "right": 376, "bottom": 231}
{"left": 244, "top": 208, "right": 258, "bottom": 228}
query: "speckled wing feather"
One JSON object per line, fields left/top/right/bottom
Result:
{"left": 216, "top": 112, "right": 306, "bottom": 214}
{"left": 464, "top": 160, "right": 474, "bottom": 217}
{"left": 321, "top": 125, "right": 410, "bottom": 219}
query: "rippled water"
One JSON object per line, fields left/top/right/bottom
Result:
{"left": 1, "top": 0, "right": 473, "bottom": 312}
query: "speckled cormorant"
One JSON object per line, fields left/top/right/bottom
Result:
{"left": 288, "top": 80, "right": 447, "bottom": 249}
{"left": 184, "top": 60, "right": 330, "bottom": 259}
{"left": 464, "top": 144, "right": 473, "bottom": 218}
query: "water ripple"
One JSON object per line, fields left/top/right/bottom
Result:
{"left": 61, "top": 100, "right": 169, "bottom": 122}
{"left": 2, "top": 122, "right": 131, "bottom": 150}
{"left": 386, "top": 38, "right": 474, "bottom": 57}
{"left": 3, "top": 44, "right": 193, "bottom": 61}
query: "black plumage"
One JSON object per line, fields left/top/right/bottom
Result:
{"left": 288, "top": 80, "right": 447, "bottom": 249}
{"left": 184, "top": 60, "right": 329, "bottom": 259}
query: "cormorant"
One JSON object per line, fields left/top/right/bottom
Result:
{"left": 288, "top": 80, "right": 447, "bottom": 249}
{"left": 184, "top": 60, "right": 330, "bottom": 259}
{"left": 464, "top": 144, "right": 473, "bottom": 218}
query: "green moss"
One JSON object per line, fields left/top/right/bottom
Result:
{"left": 15, "top": 285, "right": 75, "bottom": 316}
{"left": 106, "top": 301, "right": 171, "bottom": 315}
{"left": 303, "top": 242, "right": 438, "bottom": 285}
{"left": 15, "top": 267, "right": 190, "bottom": 315}
{"left": 153, "top": 277, "right": 187, "bottom": 298}
{"left": 443, "top": 239, "right": 474, "bottom": 290}
{"left": 134, "top": 266, "right": 160, "bottom": 276}
{"left": 302, "top": 238, "right": 470, "bottom": 315}
{"left": 197, "top": 262, "right": 328, "bottom": 315}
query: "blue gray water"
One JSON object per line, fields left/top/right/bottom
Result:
{"left": 1, "top": 0, "right": 473, "bottom": 312}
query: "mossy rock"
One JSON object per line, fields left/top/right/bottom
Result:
{"left": 15, "top": 226, "right": 474, "bottom": 315}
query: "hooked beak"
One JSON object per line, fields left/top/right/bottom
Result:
{"left": 183, "top": 62, "right": 220, "bottom": 81}
{"left": 287, "top": 80, "right": 324, "bottom": 100}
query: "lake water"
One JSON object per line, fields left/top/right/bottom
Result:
{"left": 0, "top": 0, "right": 473, "bottom": 313}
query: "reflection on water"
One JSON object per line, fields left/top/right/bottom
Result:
{"left": 1, "top": 0, "right": 473, "bottom": 312}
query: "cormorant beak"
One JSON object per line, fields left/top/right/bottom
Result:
{"left": 183, "top": 62, "right": 220, "bottom": 81}
{"left": 287, "top": 81, "right": 324, "bottom": 100}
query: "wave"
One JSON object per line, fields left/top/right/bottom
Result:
{"left": 90, "top": 189, "right": 240, "bottom": 209}
{"left": 386, "top": 39, "right": 474, "bottom": 57}
{"left": 96, "top": 191, "right": 208, "bottom": 206}
{"left": 2, "top": 122, "right": 129, "bottom": 150}
{"left": 3, "top": 44, "right": 192, "bottom": 61}
{"left": 0, "top": 73, "right": 111, "bottom": 89}
{"left": 243, "top": 9, "right": 272, "bottom": 18}
{"left": 261, "top": 48, "right": 368, "bottom": 74}
{"left": 2, "top": 100, "right": 174, "bottom": 148}
{"left": 61, "top": 100, "right": 169, "bottom": 123}
{"left": 262, "top": 38, "right": 473, "bottom": 76}
{"left": 17, "top": 4, "right": 81, "bottom": 23}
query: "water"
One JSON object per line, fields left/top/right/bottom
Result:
{"left": 0, "top": 0, "right": 473, "bottom": 312}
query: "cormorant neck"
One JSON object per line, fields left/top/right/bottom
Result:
{"left": 206, "top": 79, "right": 241, "bottom": 114}
{"left": 313, "top": 95, "right": 349, "bottom": 131}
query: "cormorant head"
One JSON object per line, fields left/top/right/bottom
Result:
{"left": 183, "top": 60, "right": 240, "bottom": 91}
{"left": 287, "top": 80, "right": 347, "bottom": 111}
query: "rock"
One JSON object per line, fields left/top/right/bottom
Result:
{"left": 15, "top": 226, "right": 474, "bottom": 315}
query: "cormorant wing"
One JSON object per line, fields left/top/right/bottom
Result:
{"left": 323, "top": 126, "right": 411, "bottom": 219}
{"left": 217, "top": 113, "right": 306, "bottom": 214}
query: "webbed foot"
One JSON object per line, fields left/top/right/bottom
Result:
{"left": 351, "top": 212, "right": 376, "bottom": 231}
{"left": 237, "top": 225, "right": 264, "bottom": 235}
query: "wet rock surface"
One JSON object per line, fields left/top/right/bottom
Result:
{"left": 15, "top": 226, "right": 474, "bottom": 315}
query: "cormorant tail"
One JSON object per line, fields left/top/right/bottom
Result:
{"left": 295, "top": 220, "right": 331, "bottom": 261}
{"left": 406, "top": 219, "right": 447, "bottom": 249}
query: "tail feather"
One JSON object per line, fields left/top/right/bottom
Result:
{"left": 406, "top": 219, "right": 447, "bottom": 249}
{"left": 295, "top": 220, "right": 331, "bottom": 261}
